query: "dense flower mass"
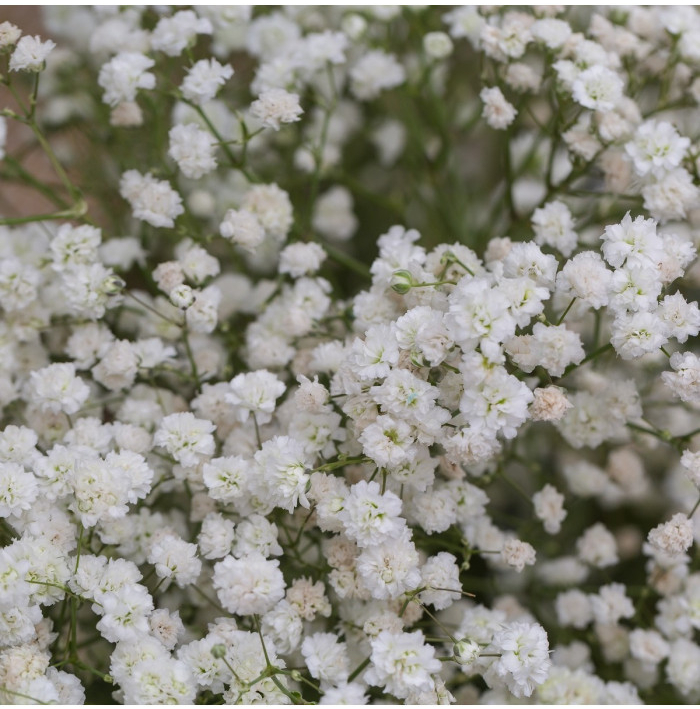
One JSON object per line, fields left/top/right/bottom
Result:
{"left": 2, "top": 4, "right": 700, "bottom": 705}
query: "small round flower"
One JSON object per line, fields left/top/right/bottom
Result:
{"left": 572, "top": 65, "right": 624, "bottom": 112}
{"left": 153, "top": 412, "right": 216, "bottom": 468}
{"left": 647, "top": 513, "right": 694, "bottom": 557}
{"left": 423, "top": 31, "right": 454, "bottom": 59}
{"left": 27, "top": 363, "right": 90, "bottom": 415}
{"left": 9, "top": 34, "right": 55, "bottom": 72}
{"left": 480, "top": 86, "right": 517, "bottom": 130}
{"left": 250, "top": 88, "right": 303, "bottom": 130}
{"left": 212, "top": 553, "right": 285, "bottom": 616}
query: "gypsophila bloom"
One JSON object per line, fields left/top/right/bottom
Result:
{"left": 480, "top": 86, "right": 517, "bottom": 129}
{"left": 485, "top": 622, "right": 551, "bottom": 698}
{"left": 27, "top": 363, "right": 89, "bottom": 415}
{"left": 120, "top": 170, "right": 184, "bottom": 228}
{"left": 502, "top": 539, "right": 537, "bottom": 572}
{"left": 364, "top": 630, "right": 442, "bottom": 699}
{"left": 168, "top": 123, "right": 217, "bottom": 179}
{"left": 423, "top": 31, "right": 454, "bottom": 59}
{"left": 212, "top": 553, "right": 285, "bottom": 615}
{"left": 98, "top": 52, "right": 155, "bottom": 106}
{"left": 532, "top": 201, "right": 578, "bottom": 256}
{"left": 150, "top": 10, "right": 212, "bottom": 57}
{"left": 154, "top": 412, "right": 216, "bottom": 468}
{"left": 572, "top": 65, "right": 624, "bottom": 112}
{"left": 350, "top": 50, "right": 406, "bottom": 100}
{"left": 647, "top": 513, "right": 694, "bottom": 557}
{"left": 0, "top": 22, "right": 21, "bottom": 49}
{"left": 219, "top": 208, "right": 265, "bottom": 253}
{"left": 250, "top": 88, "right": 303, "bottom": 130}
{"left": 9, "top": 34, "right": 55, "bottom": 71}
{"left": 181, "top": 58, "right": 234, "bottom": 104}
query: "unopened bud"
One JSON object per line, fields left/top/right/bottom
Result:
{"left": 453, "top": 638, "right": 481, "bottom": 666}
{"left": 391, "top": 269, "right": 415, "bottom": 294}
{"left": 103, "top": 275, "right": 125, "bottom": 296}
{"left": 211, "top": 644, "right": 226, "bottom": 659}
{"left": 170, "top": 283, "right": 195, "bottom": 309}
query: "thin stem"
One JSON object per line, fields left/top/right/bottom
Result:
{"left": 347, "top": 657, "right": 370, "bottom": 683}
{"left": 555, "top": 297, "right": 576, "bottom": 326}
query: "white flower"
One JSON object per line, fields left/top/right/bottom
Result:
{"left": 359, "top": 415, "right": 416, "bottom": 469}
{"left": 9, "top": 35, "right": 55, "bottom": 72}
{"left": 600, "top": 212, "right": 663, "bottom": 269}
{"left": 0, "top": 22, "right": 21, "bottom": 49}
{"left": 642, "top": 167, "right": 700, "bottom": 222}
{"left": 610, "top": 311, "right": 668, "bottom": 360}
{"left": 531, "top": 18, "right": 572, "bottom": 48}
{"left": 96, "top": 584, "right": 153, "bottom": 643}
{"left": 350, "top": 50, "right": 405, "bottom": 100}
{"left": 480, "top": 86, "right": 517, "bottom": 130}
{"left": 219, "top": 208, "right": 265, "bottom": 253}
{"left": 212, "top": 553, "right": 285, "bottom": 616}
{"left": 250, "top": 88, "right": 303, "bottom": 130}
{"left": 662, "top": 351, "right": 700, "bottom": 403}
{"left": 365, "top": 630, "right": 441, "bottom": 699}
{"left": 556, "top": 251, "right": 611, "bottom": 309}
{"left": 658, "top": 292, "right": 700, "bottom": 343}
{"left": 460, "top": 367, "right": 533, "bottom": 440}
{"left": 485, "top": 622, "right": 551, "bottom": 698}
{"left": 98, "top": 52, "right": 155, "bottom": 107}
{"left": 423, "top": 31, "right": 453, "bottom": 59}
{"left": 666, "top": 639, "right": 700, "bottom": 697}
{"left": 419, "top": 552, "right": 462, "bottom": 610}
{"left": 154, "top": 412, "right": 216, "bottom": 468}
{"left": 647, "top": 513, "right": 694, "bottom": 557}
{"left": 340, "top": 480, "right": 404, "bottom": 548}
{"left": 501, "top": 539, "right": 537, "bottom": 572}
{"left": 120, "top": 170, "right": 184, "bottom": 228}
{"left": 70, "top": 456, "right": 131, "bottom": 528}
{"left": 198, "top": 512, "right": 235, "bottom": 560}
{"left": 252, "top": 435, "right": 311, "bottom": 513}
{"left": 202, "top": 456, "right": 250, "bottom": 503}
{"left": 532, "top": 201, "right": 578, "bottom": 257}
{"left": 279, "top": 242, "right": 326, "bottom": 278}
{"left": 572, "top": 65, "right": 623, "bottom": 112}
{"left": 532, "top": 484, "right": 567, "bottom": 533}
{"left": 168, "top": 123, "right": 217, "bottom": 179}
{"left": 301, "top": 633, "right": 349, "bottom": 685}
{"left": 589, "top": 583, "right": 634, "bottom": 625}
{"left": 577, "top": 523, "right": 618, "bottom": 568}
{"left": 0, "top": 463, "right": 38, "bottom": 518}
{"left": 629, "top": 629, "right": 669, "bottom": 665}
{"left": 356, "top": 528, "right": 421, "bottom": 600}
{"left": 226, "top": 369, "right": 285, "bottom": 424}
{"left": 27, "top": 363, "right": 89, "bottom": 415}
{"left": 625, "top": 120, "right": 690, "bottom": 177}
{"left": 151, "top": 10, "right": 212, "bottom": 57}
{"left": 147, "top": 532, "right": 202, "bottom": 587}
{"left": 181, "top": 58, "right": 234, "bottom": 105}
{"left": 242, "top": 183, "right": 294, "bottom": 242}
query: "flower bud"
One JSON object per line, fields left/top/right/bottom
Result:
{"left": 170, "top": 283, "right": 195, "bottom": 309}
{"left": 424, "top": 31, "right": 454, "bottom": 60}
{"left": 211, "top": 644, "right": 226, "bottom": 659}
{"left": 453, "top": 638, "right": 481, "bottom": 666}
{"left": 390, "top": 269, "right": 415, "bottom": 294}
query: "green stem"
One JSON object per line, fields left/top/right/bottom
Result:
{"left": 555, "top": 297, "right": 576, "bottom": 326}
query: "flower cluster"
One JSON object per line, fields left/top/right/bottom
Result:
{"left": 1, "top": 5, "right": 700, "bottom": 705}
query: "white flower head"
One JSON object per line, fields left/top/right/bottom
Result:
{"left": 9, "top": 35, "right": 55, "bottom": 72}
